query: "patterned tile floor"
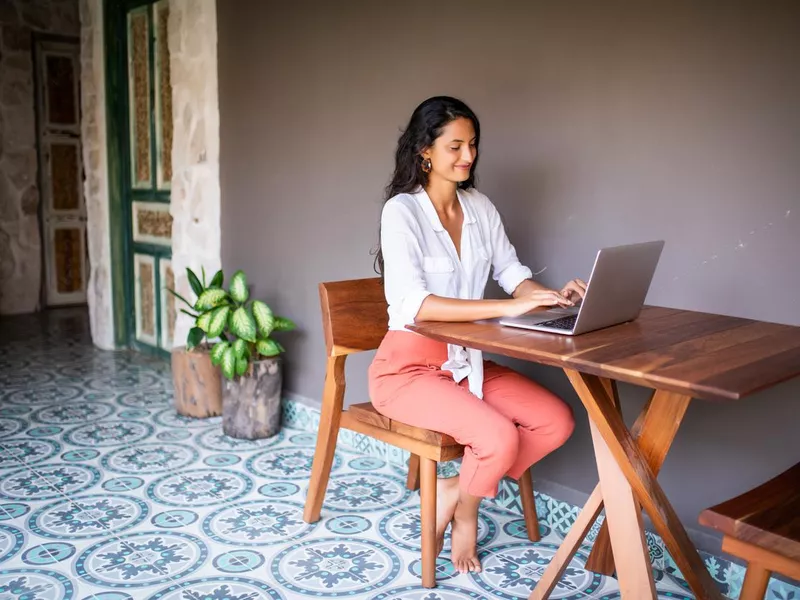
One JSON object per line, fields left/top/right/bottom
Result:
{"left": 0, "top": 309, "right": 698, "bottom": 599}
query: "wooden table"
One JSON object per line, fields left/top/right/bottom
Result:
{"left": 408, "top": 306, "right": 800, "bottom": 600}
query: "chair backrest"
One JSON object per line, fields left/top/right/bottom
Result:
{"left": 319, "top": 278, "right": 388, "bottom": 357}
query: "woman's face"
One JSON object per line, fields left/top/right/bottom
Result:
{"left": 422, "top": 117, "right": 477, "bottom": 184}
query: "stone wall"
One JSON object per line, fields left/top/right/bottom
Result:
{"left": 0, "top": 0, "right": 80, "bottom": 314}
{"left": 78, "top": 0, "right": 113, "bottom": 349}
{"left": 167, "top": 0, "right": 221, "bottom": 348}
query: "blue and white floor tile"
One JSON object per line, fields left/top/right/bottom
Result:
{"left": 0, "top": 309, "right": 700, "bottom": 599}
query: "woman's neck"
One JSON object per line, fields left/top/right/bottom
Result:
{"left": 425, "top": 176, "right": 459, "bottom": 215}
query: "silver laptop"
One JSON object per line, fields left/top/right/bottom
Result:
{"left": 498, "top": 241, "right": 665, "bottom": 336}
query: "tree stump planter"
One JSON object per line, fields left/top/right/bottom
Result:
{"left": 222, "top": 357, "right": 282, "bottom": 439}
{"left": 171, "top": 347, "right": 223, "bottom": 418}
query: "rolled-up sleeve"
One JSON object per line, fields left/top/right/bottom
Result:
{"left": 487, "top": 201, "right": 533, "bottom": 295}
{"left": 381, "top": 201, "right": 432, "bottom": 322}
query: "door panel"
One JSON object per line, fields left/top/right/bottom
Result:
{"left": 48, "top": 140, "right": 82, "bottom": 213}
{"left": 47, "top": 220, "right": 87, "bottom": 305}
{"left": 134, "top": 252, "right": 158, "bottom": 347}
{"left": 127, "top": 5, "right": 152, "bottom": 190}
{"left": 44, "top": 52, "right": 80, "bottom": 130}
{"left": 153, "top": 0, "right": 172, "bottom": 191}
{"left": 131, "top": 201, "right": 172, "bottom": 247}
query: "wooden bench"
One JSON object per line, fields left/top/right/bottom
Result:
{"left": 303, "top": 277, "right": 541, "bottom": 588}
{"left": 699, "top": 463, "right": 800, "bottom": 600}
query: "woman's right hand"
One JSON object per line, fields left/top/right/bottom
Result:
{"left": 504, "top": 289, "right": 574, "bottom": 318}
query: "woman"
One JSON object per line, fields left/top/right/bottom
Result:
{"left": 369, "top": 96, "right": 582, "bottom": 575}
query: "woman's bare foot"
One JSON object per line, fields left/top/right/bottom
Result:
{"left": 436, "top": 476, "right": 460, "bottom": 555}
{"left": 450, "top": 493, "right": 482, "bottom": 574}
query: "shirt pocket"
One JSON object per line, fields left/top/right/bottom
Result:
{"left": 422, "top": 256, "right": 455, "bottom": 295}
{"left": 423, "top": 256, "right": 455, "bottom": 274}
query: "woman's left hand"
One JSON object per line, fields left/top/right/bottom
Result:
{"left": 560, "top": 279, "right": 587, "bottom": 302}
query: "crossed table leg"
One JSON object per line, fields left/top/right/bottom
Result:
{"left": 528, "top": 370, "right": 723, "bottom": 600}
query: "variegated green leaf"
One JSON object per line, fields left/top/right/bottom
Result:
{"left": 195, "top": 288, "right": 229, "bottom": 311}
{"left": 221, "top": 346, "right": 237, "bottom": 380}
{"left": 230, "top": 307, "right": 257, "bottom": 342}
{"left": 186, "top": 327, "right": 205, "bottom": 350}
{"left": 196, "top": 311, "right": 213, "bottom": 333}
{"left": 273, "top": 316, "right": 296, "bottom": 332}
{"left": 252, "top": 300, "right": 274, "bottom": 336}
{"left": 229, "top": 270, "right": 249, "bottom": 304}
{"left": 235, "top": 356, "right": 249, "bottom": 376}
{"left": 232, "top": 338, "right": 248, "bottom": 359}
{"left": 257, "top": 338, "right": 281, "bottom": 357}
{"left": 210, "top": 341, "right": 229, "bottom": 366}
{"left": 207, "top": 306, "right": 230, "bottom": 338}
{"left": 275, "top": 340, "right": 286, "bottom": 353}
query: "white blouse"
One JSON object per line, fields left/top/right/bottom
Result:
{"left": 380, "top": 187, "right": 533, "bottom": 398}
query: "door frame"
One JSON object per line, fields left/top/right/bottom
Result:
{"left": 104, "top": 0, "right": 171, "bottom": 355}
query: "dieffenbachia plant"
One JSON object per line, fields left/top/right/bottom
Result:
{"left": 169, "top": 268, "right": 295, "bottom": 379}
{"left": 168, "top": 267, "right": 224, "bottom": 351}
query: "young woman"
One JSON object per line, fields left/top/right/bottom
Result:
{"left": 369, "top": 96, "right": 582, "bottom": 574}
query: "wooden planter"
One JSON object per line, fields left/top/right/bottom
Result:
{"left": 171, "top": 347, "right": 223, "bottom": 418}
{"left": 222, "top": 357, "right": 283, "bottom": 440}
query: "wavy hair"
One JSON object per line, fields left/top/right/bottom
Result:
{"left": 373, "top": 96, "right": 480, "bottom": 275}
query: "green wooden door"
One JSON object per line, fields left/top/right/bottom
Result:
{"left": 106, "top": 0, "right": 175, "bottom": 354}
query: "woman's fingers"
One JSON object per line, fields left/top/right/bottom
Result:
{"left": 511, "top": 289, "right": 574, "bottom": 316}
{"left": 561, "top": 279, "right": 587, "bottom": 300}
{"left": 534, "top": 291, "right": 573, "bottom": 306}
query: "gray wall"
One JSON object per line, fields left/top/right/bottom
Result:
{"left": 218, "top": 0, "right": 800, "bottom": 550}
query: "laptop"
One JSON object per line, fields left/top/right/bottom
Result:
{"left": 498, "top": 240, "right": 665, "bottom": 336}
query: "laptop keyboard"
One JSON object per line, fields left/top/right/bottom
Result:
{"left": 538, "top": 314, "right": 578, "bottom": 331}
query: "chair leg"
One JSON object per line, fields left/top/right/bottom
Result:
{"left": 303, "top": 356, "right": 346, "bottom": 524}
{"left": 518, "top": 468, "right": 541, "bottom": 542}
{"left": 739, "top": 564, "right": 771, "bottom": 600}
{"left": 406, "top": 453, "right": 421, "bottom": 491}
{"left": 420, "top": 457, "right": 438, "bottom": 589}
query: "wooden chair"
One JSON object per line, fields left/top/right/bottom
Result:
{"left": 699, "top": 462, "right": 800, "bottom": 600}
{"left": 303, "top": 277, "right": 541, "bottom": 588}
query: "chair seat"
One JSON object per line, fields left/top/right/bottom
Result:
{"left": 348, "top": 402, "right": 460, "bottom": 447}
{"left": 699, "top": 462, "right": 800, "bottom": 561}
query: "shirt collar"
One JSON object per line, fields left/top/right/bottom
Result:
{"left": 414, "top": 187, "right": 478, "bottom": 232}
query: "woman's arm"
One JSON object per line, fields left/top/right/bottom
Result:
{"left": 416, "top": 289, "right": 572, "bottom": 322}
{"left": 416, "top": 296, "right": 513, "bottom": 322}
{"left": 512, "top": 278, "right": 549, "bottom": 298}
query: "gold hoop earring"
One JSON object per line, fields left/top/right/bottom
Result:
{"left": 422, "top": 158, "right": 432, "bottom": 173}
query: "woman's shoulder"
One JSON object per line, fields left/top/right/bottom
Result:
{"left": 385, "top": 191, "right": 419, "bottom": 209}
{"left": 381, "top": 192, "right": 421, "bottom": 227}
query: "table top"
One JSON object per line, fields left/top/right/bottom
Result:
{"left": 408, "top": 306, "right": 800, "bottom": 401}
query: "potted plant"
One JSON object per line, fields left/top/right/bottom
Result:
{"left": 196, "top": 268, "right": 296, "bottom": 440}
{"left": 168, "top": 267, "right": 225, "bottom": 418}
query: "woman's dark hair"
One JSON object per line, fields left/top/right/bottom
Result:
{"left": 373, "top": 96, "right": 481, "bottom": 275}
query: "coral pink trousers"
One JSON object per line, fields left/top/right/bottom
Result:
{"left": 368, "top": 331, "right": 575, "bottom": 498}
